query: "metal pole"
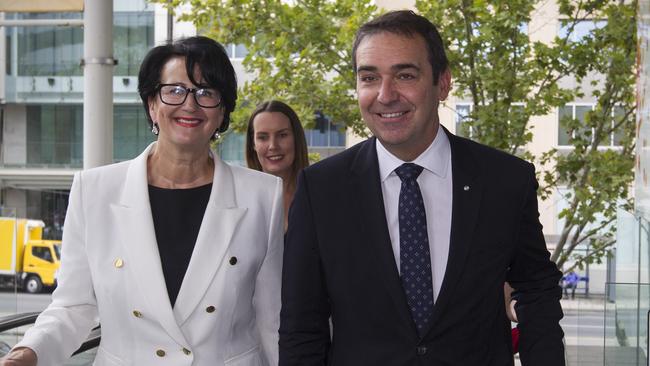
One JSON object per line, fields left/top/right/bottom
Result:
{"left": 166, "top": 1, "right": 173, "bottom": 43}
{"left": 82, "top": 0, "right": 114, "bottom": 169}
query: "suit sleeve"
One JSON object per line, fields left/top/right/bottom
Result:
{"left": 507, "top": 164, "right": 565, "bottom": 366}
{"left": 279, "top": 170, "right": 331, "bottom": 366}
{"left": 254, "top": 176, "right": 284, "bottom": 366}
{"left": 14, "top": 172, "right": 99, "bottom": 366}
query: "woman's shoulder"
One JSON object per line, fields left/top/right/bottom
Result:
{"left": 78, "top": 160, "right": 131, "bottom": 182}
{"left": 228, "top": 163, "right": 281, "bottom": 185}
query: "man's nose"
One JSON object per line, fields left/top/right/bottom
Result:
{"left": 377, "top": 78, "right": 398, "bottom": 104}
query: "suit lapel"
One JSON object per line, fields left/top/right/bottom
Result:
{"left": 114, "top": 143, "right": 188, "bottom": 346}
{"left": 174, "top": 154, "right": 246, "bottom": 325}
{"left": 351, "top": 138, "right": 418, "bottom": 336}
{"left": 425, "top": 131, "right": 482, "bottom": 334}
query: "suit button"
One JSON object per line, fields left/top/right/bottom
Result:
{"left": 229, "top": 256, "right": 237, "bottom": 265}
{"left": 132, "top": 310, "right": 143, "bottom": 318}
{"left": 182, "top": 348, "right": 191, "bottom": 355}
{"left": 416, "top": 346, "right": 427, "bottom": 355}
{"left": 156, "top": 349, "right": 166, "bottom": 357}
{"left": 206, "top": 305, "right": 216, "bottom": 313}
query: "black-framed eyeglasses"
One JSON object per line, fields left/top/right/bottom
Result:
{"left": 157, "top": 84, "right": 222, "bottom": 108}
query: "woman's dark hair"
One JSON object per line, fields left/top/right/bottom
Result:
{"left": 137, "top": 36, "right": 237, "bottom": 134}
{"left": 245, "top": 100, "right": 309, "bottom": 187}
{"left": 352, "top": 10, "right": 448, "bottom": 85}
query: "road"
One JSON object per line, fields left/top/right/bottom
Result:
{"left": 0, "top": 290, "right": 52, "bottom": 316}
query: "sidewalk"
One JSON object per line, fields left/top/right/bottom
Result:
{"left": 560, "top": 294, "right": 607, "bottom": 312}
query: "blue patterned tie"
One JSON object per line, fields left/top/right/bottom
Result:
{"left": 395, "top": 163, "right": 433, "bottom": 336}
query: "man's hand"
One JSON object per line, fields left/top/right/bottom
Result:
{"left": 504, "top": 282, "right": 518, "bottom": 322}
{"left": 0, "top": 347, "right": 37, "bottom": 366}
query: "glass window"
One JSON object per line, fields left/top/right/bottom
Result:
{"left": 53, "top": 244, "right": 61, "bottom": 261}
{"left": 32, "top": 246, "right": 53, "bottom": 263}
{"left": 114, "top": 12, "right": 154, "bottom": 76}
{"left": 455, "top": 104, "right": 472, "bottom": 138}
{"left": 27, "top": 190, "right": 68, "bottom": 240}
{"left": 575, "top": 105, "right": 593, "bottom": 142}
{"left": 305, "top": 113, "right": 345, "bottom": 148}
{"left": 558, "top": 105, "right": 573, "bottom": 146}
{"left": 26, "top": 105, "right": 83, "bottom": 166}
{"left": 217, "top": 132, "right": 246, "bottom": 166}
{"left": 16, "top": 12, "right": 83, "bottom": 76}
{"left": 613, "top": 106, "right": 626, "bottom": 146}
{"left": 224, "top": 44, "right": 249, "bottom": 59}
{"left": 5, "top": 26, "right": 12, "bottom": 75}
{"left": 558, "top": 104, "right": 625, "bottom": 147}
{"left": 15, "top": 11, "right": 153, "bottom": 77}
{"left": 113, "top": 105, "right": 156, "bottom": 161}
{"left": 558, "top": 104, "right": 594, "bottom": 146}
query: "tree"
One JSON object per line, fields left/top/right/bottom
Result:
{"left": 417, "top": 0, "right": 637, "bottom": 271}
{"left": 160, "top": 0, "right": 636, "bottom": 272}
{"left": 158, "top": 0, "right": 379, "bottom": 135}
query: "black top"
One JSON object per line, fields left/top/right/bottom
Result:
{"left": 148, "top": 183, "right": 212, "bottom": 307}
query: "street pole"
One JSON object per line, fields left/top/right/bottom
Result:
{"left": 167, "top": 1, "right": 173, "bottom": 43}
{"left": 82, "top": 0, "right": 114, "bottom": 169}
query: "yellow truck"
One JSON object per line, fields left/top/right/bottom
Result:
{"left": 0, "top": 217, "right": 61, "bottom": 293}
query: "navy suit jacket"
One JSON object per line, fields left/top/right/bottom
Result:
{"left": 280, "top": 130, "right": 564, "bottom": 366}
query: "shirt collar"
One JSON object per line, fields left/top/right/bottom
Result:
{"left": 376, "top": 127, "right": 451, "bottom": 182}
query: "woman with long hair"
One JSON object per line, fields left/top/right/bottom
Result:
{"left": 246, "top": 100, "right": 309, "bottom": 229}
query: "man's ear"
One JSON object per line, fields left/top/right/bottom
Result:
{"left": 437, "top": 68, "right": 452, "bottom": 101}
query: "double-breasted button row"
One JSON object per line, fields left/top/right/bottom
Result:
{"left": 155, "top": 348, "right": 192, "bottom": 357}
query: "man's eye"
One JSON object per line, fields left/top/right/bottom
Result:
{"left": 359, "top": 75, "right": 377, "bottom": 83}
{"left": 398, "top": 73, "right": 415, "bottom": 80}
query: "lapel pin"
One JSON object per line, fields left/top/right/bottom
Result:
{"left": 463, "top": 185, "right": 470, "bottom": 191}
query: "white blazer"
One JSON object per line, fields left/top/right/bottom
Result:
{"left": 16, "top": 143, "right": 284, "bottom": 366}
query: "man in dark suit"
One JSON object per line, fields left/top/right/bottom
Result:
{"left": 280, "top": 10, "right": 564, "bottom": 366}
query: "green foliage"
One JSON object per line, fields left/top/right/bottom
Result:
{"left": 156, "top": 0, "right": 379, "bottom": 136}
{"left": 539, "top": 0, "right": 637, "bottom": 270}
{"left": 418, "top": 0, "right": 637, "bottom": 271}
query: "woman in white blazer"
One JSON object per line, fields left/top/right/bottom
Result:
{"left": 0, "top": 37, "right": 283, "bottom": 366}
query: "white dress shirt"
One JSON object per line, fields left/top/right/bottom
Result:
{"left": 376, "top": 129, "right": 453, "bottom": 302}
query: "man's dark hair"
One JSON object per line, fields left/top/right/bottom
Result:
{"left": 138, "top": 36, "right": 237, "bottom": 134}
{"left": 352, "top": 10, "right": 449, "bottom": 85}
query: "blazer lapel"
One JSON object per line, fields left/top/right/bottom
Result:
{"left": 351, "top": 138, "right": 418, "bottom": 336}
{"left": 425, "top": 130, "right": 483, "bottom": 333}
{"left": 114, "top": 142, "right": 189, "bottom": 346}
{"left": 173, "top": 154, "right": 246, "bottom": 325}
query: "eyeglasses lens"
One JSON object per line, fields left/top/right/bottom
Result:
{"left": 159, "top": 85, "right": 221, "bottom": 108}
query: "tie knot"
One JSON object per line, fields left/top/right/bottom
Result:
{"left": 395, "top": 163, "right": 423, "bottom": 183}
